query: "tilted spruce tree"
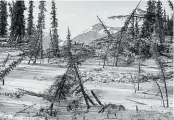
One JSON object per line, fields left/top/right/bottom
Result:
{"left": 114, "top": 1, "right": 141, "bottom": 66}
{"left": 50, "top": 0, "right": 60, "bottom": 57}
{"left": 49, "top": 28, "right": 96, "bottom": 115}
{"left": 27, "top": 0, "right": 34, "bottom": 36}
{"left": 9, "top": 1, "right": 26, "bottom": 44}
{"left": 103, "top": 1, "right": 142, "bottom": 67}
{"left": 66, "top": 28, "right": 95, "bottom": 109}
{"left": 37, "top": 0, "right": 46, "bottom": 59}
{"left": 0, "top": 0, "right": 8, "bottom": 37}
{"left": 108, "top": 1, "right": 143, "bottom": 66}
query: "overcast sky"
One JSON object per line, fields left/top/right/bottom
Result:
{"left": 8, "top": 0, "right": 172, "bottom": 40}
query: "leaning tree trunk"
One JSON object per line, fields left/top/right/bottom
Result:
{"left": 154, "top": 80, "right": 165, "bottom": 107}
{"left": 28, "top": 33, "right": 40, "bottom": 64}
{"left": 154, "top": 12, "right": 169, "bottom": 107}
{"left": 137, "top": 40, "right": 141, "bottom": 91}
{"left": 72, "top": 61, "right": 90, "bottom": 109}
{"left": 114, "top": 1, "right": 141, "bottom": 66}
{"left": 156, "top": 57, "right": 169, "bottom": 107}
{"left": 96, "top": 16, "right": 114, "bottom": 68}
{"left": 153, "top": 41, "right": 169, "bottom": 107}
{"left": 137, "top": 58, "right": 141, "bottom": 91}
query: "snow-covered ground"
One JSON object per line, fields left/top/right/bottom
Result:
{"left": 0, "top": 49, "right": 67, "bottom": 119}
{"left": 81, "top": 59, "right": 173, "bottom": 112}
{"left": 0, "top": 49, "right": 173, "bottom": 120}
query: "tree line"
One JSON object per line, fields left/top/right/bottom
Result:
{"left": 94, "top": 0, "right": 173, "bottom": 68}
{"left": 0, "top": 0, "right": 60, "bottom": 58}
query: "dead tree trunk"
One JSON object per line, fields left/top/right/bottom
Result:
{"left": 156, "top": 57, "right": 169, "bottom": 107}
{"left": 72, "top": 62, "right": 90, "bottom": 109}
{"left": 154, "top": 11, "right": 169, "bottom": 107}
{"left": 153, "top": 40, "right": 169, "bottom": 107}
{"left": 50, "top": 68, "right": 70, "bottom": 116}
{"left": 137, "top": 59, "right": 141, "bottom": 91}
{"left": 137, "top": 40, "right": 141, "bottom": 91}
{"left": 96, "top": 16, "right": 113, "bottom": 68}
{"left": 2, "top": 54, "right": 10, "bottom": 67}
{"left": 91, "top": 90, "right": 103, "bottom": 106}
{"left": 154, "top": 80, "right": 165, "bottom": 107}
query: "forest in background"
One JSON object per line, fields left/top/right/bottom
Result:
{"left": 0, "top": 0, "right": 173, "bottom": 120}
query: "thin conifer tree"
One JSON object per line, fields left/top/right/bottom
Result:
{"left": 0, "top": 0, "right": 8, "bottom": 37}
{"left": 27, "top": 0, "right": 34, "bottom": 36}
{"left": 50, "top": 0, "right": 60, "bottom": 57}
{"left": 37, "top": 1, "right": 46, "bottom": 59}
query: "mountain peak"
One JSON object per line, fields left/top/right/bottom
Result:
{"left": 92, "top": 23, "right": 105, "bottom": 31}
{"left": 61, "top": 23, "right": 121, "bottom": 46}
